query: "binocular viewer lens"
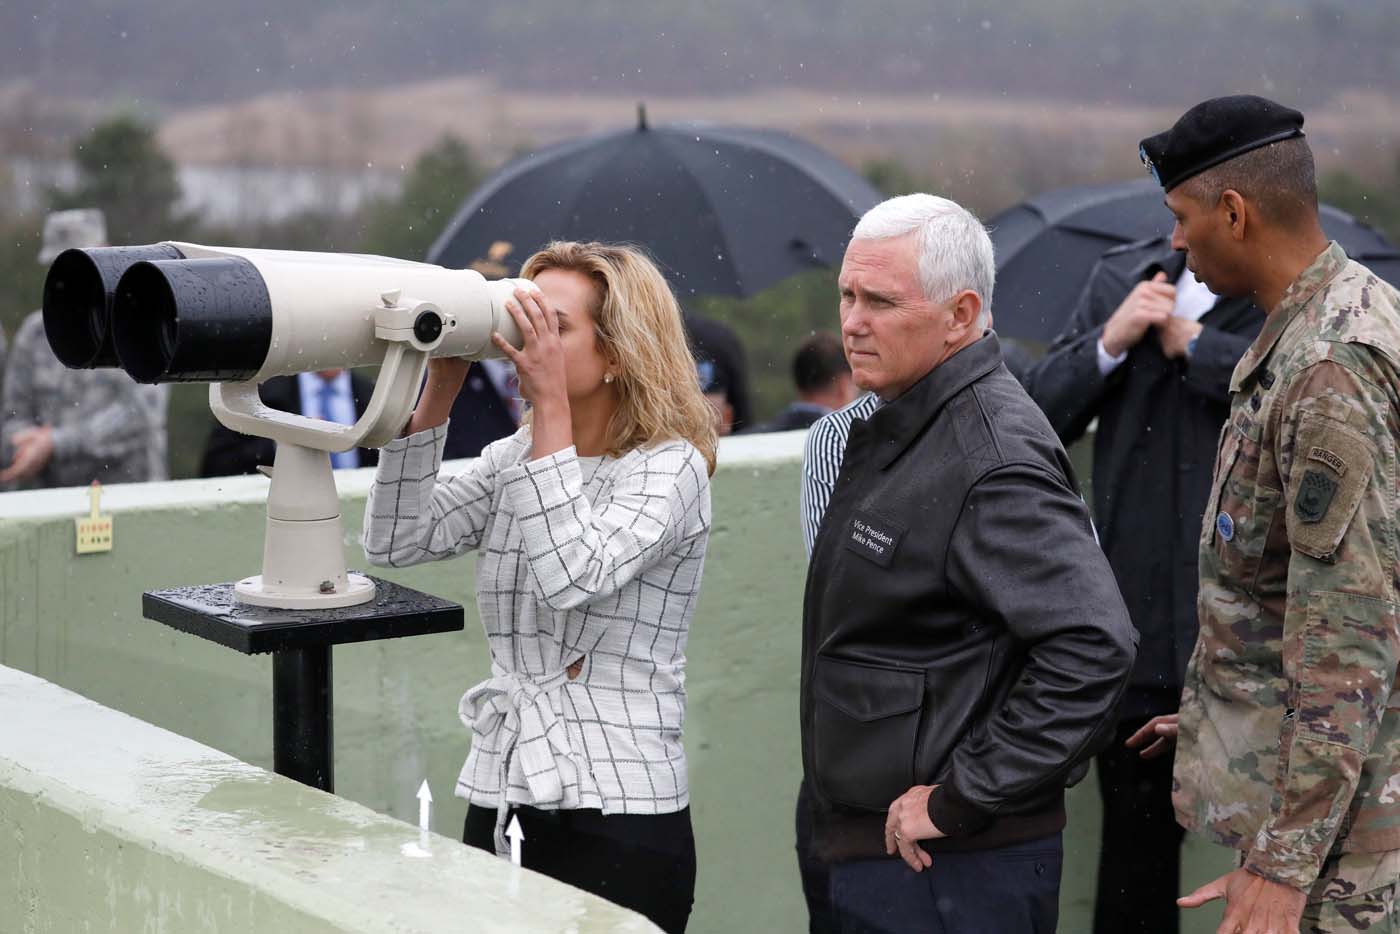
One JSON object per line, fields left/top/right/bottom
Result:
{"left": 114, "top": 258, "right": 273, "bottom": 383}
{"left": 43, "top": 246, "right": 275, "bottom": 383}
{"left": 42, "top": 244, "right": 185, "bottom": 369}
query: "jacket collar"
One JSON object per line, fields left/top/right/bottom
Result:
{"left": 864, "top": 331, "right": 1004, "bottom": 470}
{"left": 1230, "top": 241, "right": 1347, "bottom": 393}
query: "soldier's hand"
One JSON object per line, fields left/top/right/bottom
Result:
{"left": 0, "top": 426, "right": 55, "bottom": 483}
{"left": 1178, "top": 866, "right": 1305, "bottom": 934}
{"left": 1157, "top": 316, "right": 1204, "bottom": 360}
{"left": 1125, "top": 713, "right": 1178, "bottom": 759}
{"left": 1101, "top": 271, "right": 1175, "bottom": 357}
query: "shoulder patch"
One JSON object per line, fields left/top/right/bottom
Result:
{"left": 1294, "top": 470, "right": 1338, "bottom": 524}
{"left": 1286, "top": 414, "right": 1375, "bottom": 560}
{"left": 1306, "top": 445, "right": 1348, "bottom": 477}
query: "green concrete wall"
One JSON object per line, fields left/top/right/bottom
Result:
{"left": 0, "top": 664, "right": 657, "bottom": 933}
{"left": 0, "top": 433, "right": 1232, "bottom": 932}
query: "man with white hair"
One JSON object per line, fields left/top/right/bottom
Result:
{"left": 0, "top": 208, "right": 168, "bottom": 489}
{"left": 799, "top": 194, "right": 1137, "bottom": 931}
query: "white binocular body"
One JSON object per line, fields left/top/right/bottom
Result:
{"left": 43, "top": 241, "right": 527, "bottom": 383}
{"left": 42, "top": 242, "right": 535, "bottom": 610}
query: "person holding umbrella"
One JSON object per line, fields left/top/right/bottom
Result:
{"left": 363, "top": 241, "right": 716, "bottom": 933}
{"left": 1020, "top": 215, "right": 1265, "bottom": 930}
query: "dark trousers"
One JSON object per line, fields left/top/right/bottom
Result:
{"left": 1093, "top": 717, "right": 1186, "bottom": 934}
{"left": 796, "top": 779, "right": 837, "bottom": 934}
{"left": 464, "top": 803, "right": 696, "bottom": 933}
{"left": 826, "top": 832, "right": 1062, "bottom": 933}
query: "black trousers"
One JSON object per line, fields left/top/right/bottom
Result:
{"left": 1093, "top": 717, "right": 1186, "bottom": 934}
{"left": 464, "top": 804, "right": 696, "bottom": 934}
{"left": 796, "top": 779, "right": 837, "bottom": 934}
{"left": 827, "top": 832, "right": 1062, "bottom": 933}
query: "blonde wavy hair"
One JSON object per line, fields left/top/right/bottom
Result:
{"left": 521, "top": 241, "right": 718, "bottom": 475}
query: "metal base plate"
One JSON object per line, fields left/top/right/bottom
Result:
{"left": 235, "top": 572, "right": 376, "bottom": 610}
{"left": 142, "top": 576, "right": 465, "bottom": 655}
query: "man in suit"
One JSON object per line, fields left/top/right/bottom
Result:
{"left": 442, "top": 359, "right": 521, "bottom": 460}
{"left": 753, "top": 331, "right": 858, "bottom": 433}
{"left": 1021, "top": 235, "right": 1265, "bottom": 933}
{"left": 200, "top": 369, "right": 379, "bottom": 477}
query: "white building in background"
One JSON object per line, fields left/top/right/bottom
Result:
{"left": 4, "top": 158, "right": 402, "bottom": 225}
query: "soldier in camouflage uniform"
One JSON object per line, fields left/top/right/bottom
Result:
{"left": 1129, "top": 97, "right": 1400, "bottom": 933}
{"left": 0, "top": 209, "right": 167, "bottom": 490}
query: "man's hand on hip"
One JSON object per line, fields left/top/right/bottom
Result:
{"left": 1101, "top": 271, "right": 1176, "bottom": 357}
{"left": 1179, "top": 866, "right": 1305, "bottom": 934}
{"left": 885, "top": 784, "right": 947, "bottom": 872}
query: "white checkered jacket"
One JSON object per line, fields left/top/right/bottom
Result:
{"left": 363, "top": 423, "right": 710, "bottom": 830}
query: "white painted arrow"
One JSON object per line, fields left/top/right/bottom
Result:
{"left": 416, "top": 779, "right": 433, "bottom": 832}
{"left": 506, "top": 814, "right": 525, "bottom": 867}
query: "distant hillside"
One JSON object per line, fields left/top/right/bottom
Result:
{"left": 3, "top": 0, "right": 1398, "bottom": 108}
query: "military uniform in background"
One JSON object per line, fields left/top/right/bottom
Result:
{"left": 1176, "top": 242, "right": 1400, "bottom": 924}
{"left": 0, "top": 310, "right": 168, "bottom": 489}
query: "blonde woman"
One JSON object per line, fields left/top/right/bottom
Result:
{"left": 364, "top": 242, "right": 716, "bottom": 932}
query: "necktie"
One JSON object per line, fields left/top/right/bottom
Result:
{"left": 318, "top": 378, "right": 358, "bottom": 469}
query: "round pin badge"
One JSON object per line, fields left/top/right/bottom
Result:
{"left": 1216, "top": 511, "right": 1235, "bottom": 542}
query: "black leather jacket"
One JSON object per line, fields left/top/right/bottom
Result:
{"left": 801, "top": 333, "right": 1137, "bottom": 838}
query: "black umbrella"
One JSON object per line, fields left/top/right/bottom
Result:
{"left": 426, "top": 107, "right": 882, "bottom": 297}
{"left": 987, "top": 178, "right": 1400, "bottom": 343}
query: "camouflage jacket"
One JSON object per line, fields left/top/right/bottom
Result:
{"left": 0, "top": 310, "right": 168, "bottom": 489}
{"left": 1174, "top": 242, "right": 1400, "bottom": 892}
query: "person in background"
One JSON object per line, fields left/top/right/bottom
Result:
{"left": 442, "top": 358, "right": 521, "bottom": 459}
{"left": 752, "top": 332, "right": 859, "bottom": 433}
{"left": 199, "top": 369, "right": 378, "bottom": 477}
{"left": 684, "top": 311, "right": 752, "bottom": 435}
{"left": 1020, "top": 227, "right": 1265, "bottom": 932}
{"left": 801, "top": 193, "right": 1136, "bottom": 932}
{"left": 1, "top": 209, "right": 168, "bottom": 489}
{"left": 1131, "top": 94, "right": 1400, "bottom": 934}
{"left": 363, "top": 241, "right": 716, "bottom": 933}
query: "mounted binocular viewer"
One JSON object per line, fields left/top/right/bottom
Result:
{"left": 42, "top": 242, "right": 531, "bottom": 610}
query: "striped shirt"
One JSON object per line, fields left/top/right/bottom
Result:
{"left": 800, "top": 392, "right": 882, "bottom": 555}
{"left": 363, "top": 423, "right": 711, "bottom": 850}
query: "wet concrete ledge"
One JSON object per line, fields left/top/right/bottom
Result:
{"left": 0, "top": 664, "right": 659, "bottom": 933}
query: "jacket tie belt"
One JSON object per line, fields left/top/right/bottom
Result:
{"left": 459, "top": 664, "right": 576, "bottom": 857}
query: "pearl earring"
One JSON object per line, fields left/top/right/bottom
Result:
{"left": 604, "top": 373, "right": 615, "bottom": 384}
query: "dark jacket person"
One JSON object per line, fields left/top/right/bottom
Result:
{"left": 200, "top": 371, "right": 379, "bottom": 477}
{"left": 1021, "top": 237, "right": 1264, "bottom": 933}
{"left": 802, "top": 194, "right": 1137, "bottom": 933}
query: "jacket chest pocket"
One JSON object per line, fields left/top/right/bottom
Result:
{"left": 1206, "top": 415, "right": 1281, "bottom": 595}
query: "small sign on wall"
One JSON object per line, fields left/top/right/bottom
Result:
{"left": 75, "top": 481, "right": 113, "bottom": 554}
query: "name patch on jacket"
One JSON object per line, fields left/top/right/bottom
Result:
{"left": 845, "top": 510, "right": 904, "bottom": 567}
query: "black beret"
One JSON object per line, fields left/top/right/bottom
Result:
{"left": 1139, "top": 95, "right": 1305, "bottom": 191}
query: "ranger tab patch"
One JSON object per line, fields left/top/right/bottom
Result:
{"left": 1295, "top": 469, "right": 1338, "bottom": 524}
{"left": 1307, "top": 446, "right": 1348, "bottom": 477}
